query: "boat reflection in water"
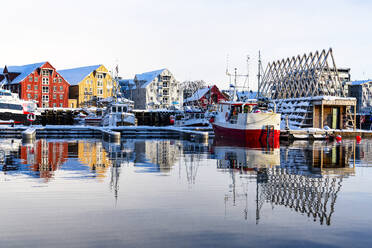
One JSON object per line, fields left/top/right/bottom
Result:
{"left": 214, "top": 139, "right": 357, "bottom": 226}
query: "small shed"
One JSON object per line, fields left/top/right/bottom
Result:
{"left": 183, "top": 85, "right": 228, "bottom": 109}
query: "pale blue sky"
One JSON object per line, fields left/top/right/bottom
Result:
{"left": 1, "top": 0, "right": 371, "bottom": 90}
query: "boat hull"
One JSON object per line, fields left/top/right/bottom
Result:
{"left": 0, "top": 112, "right": 39, "bottom": 125}
{"left": 212, "top": 123, "right": 280, "bottom": 148}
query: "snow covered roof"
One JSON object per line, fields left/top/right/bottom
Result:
{"left": 275, "top": 96, "right": 356, "bottom": 102}
{"left": 1, "top": 62, "right": 46, "bottom": 85}
{"left": 119, "top": 79, "right": 135, "bottom": 85}
{"left": 58, "top": 65, "right": 102, "bottom": 86}
{"left": 184, "top": 87, "right": 210, "bottom": 103}
{"left": 119, "top": 79, "right": 136, "bottom": 90}
{"left": 236, "top": 91, "right": 258, "bottom": 100}
{"left": 135, "top": 69, "right": 166, "bottom": 88}
{"left": 351, "top": 79, "right": 372, "bottom": 86}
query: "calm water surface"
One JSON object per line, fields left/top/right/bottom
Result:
{"left": 0, "top": 138, "right": 371, "bottom": 248}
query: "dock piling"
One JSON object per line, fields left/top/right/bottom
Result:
{"left": 22, "top": 128, "right": 36, "bottom": 143}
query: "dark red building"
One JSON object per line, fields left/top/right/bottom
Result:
{"left": 183, "top": 85, "right": 228, "bottom": 109}
{"left": 1, "top": 62, "right": 69, "bottom": 108}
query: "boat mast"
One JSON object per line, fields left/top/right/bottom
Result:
{"left": 257, "top": 51, "right": 262, "bottom": 97}
{"left": 233, "top": 68, "right": 237, "bottom": 101}
{"left": 112, "top": 63, "right": 119, "bottom": 104}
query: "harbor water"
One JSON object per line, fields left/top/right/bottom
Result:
{"left": 0, "top": 138, "right": 371, "bottom": 247}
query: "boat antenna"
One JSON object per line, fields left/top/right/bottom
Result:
{"left": 226, "top": 54, "right": 231, "bottom": 83}
{"left": 226, "top": 57, "right": 249, "bottom": 101}
{"left": 242, "top": 55, "right": 250, "bottom": 91}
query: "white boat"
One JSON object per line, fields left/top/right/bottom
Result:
{"left": 102, "top": 100, "right": 136, "bottom": 126}
{"left": 82, "top": 108, "right": 104, "bottom": 126}
{"left": 0, "top": 88, "right": 38, "bottom": 124}
{"left": 174, "top": 108, "right": 212, "bottom": 127}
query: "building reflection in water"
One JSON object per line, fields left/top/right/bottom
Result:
{"left": 77, "top": 141, "right": 112, "bottom": 180}
{"left": 0, "top": 139, "right": 115, "bottom": 181}
{"left": 179, "top": 141, "right": 211, "bottom": 186}
{"left": 215, "top": 140, "right": 357, "bottom": 226}
{"left": 20, "top": 140, "right": 69, "bottom": 179}
{"left": 0, "top": 139, "right": 23, "bottom": 172}
{"left": 133, "top": 139, "right": 181, "bottom": 173}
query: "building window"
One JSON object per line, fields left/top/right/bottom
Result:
{"left": 60, "top": 103, "right": 63, "bottom": 107}
{"left": 42, "top": 103, "right": 49, "bottom": 108}
{"left": 163, "top": 82, "right": 168, "bottom": 87}
{"left": 60, "top": 94, "right": 63, "bottom": 100}
{"left": 53, "top": 86, "right": 57, "bottom": 92}
{"left": 42, "top": 77, "right": 49, "bottom": 85}
{"left": 60, "top": 86, "right": 63, "bottom": 91}
{"left": 163, "top": 89, "right": 169, "bottom": 95}
{"left": 27, "top": 94, "right": 31, "bottom": 99}
{"left": 29, "top": 77, "right": 33, "bottom": 82}
{"left": 42, "top": 86, "right": 49, "bottom": 93}
{"left": 53, "top": 103, "right": 56, "bottom": 107}
{"left": 34, "top": 77, "right": 38, "bottom": 82}
{"left": 53, "top": 94, "right": 56, "bottom": 99}
{"left": 42, "top": 70, "right": 49, "bottom": 76}
{"left": 97, "top": 74, "right": 103, "bottom": 79}
{"left": 97, "top": 80, "right": 103, "bottom": 87}
{"left": 98, "top": 89, "right": 103, "bottom": 95}
{"left": 34, "top": 85, "right": 38, "bottom": 90}
{"left": 59, "top": 78, "right": 62, "bottom": 83}
{"left": 42, "top": 95, "right": 49, "bottom": 102}
{"left": 27, "top": 85, "right": 31, "bottom": 90}
{"left": 54, "top": 78, "right": 57, "bottom": 83}
{"left": 163, "top": 97, "right": 168, "bottom": 103}
{"left": 34, "top": 94, "right": 38, "bottom": 99}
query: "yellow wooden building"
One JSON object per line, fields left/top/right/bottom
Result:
{"left": 58, "top": 64, "right": 114, "bottom": 108}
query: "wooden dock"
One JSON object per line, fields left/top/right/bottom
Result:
{"left": 0, "top": 125, "right": 213, "bottom": 144}
{"left": 0, "top": 125, "right": 370, "bottom": 143}
{"left": 280, "top": 129, "right": 372, "bottom": 141}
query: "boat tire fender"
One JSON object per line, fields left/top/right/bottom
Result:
{"left": 27, "top": 114, "right": 36, "bottom": 121}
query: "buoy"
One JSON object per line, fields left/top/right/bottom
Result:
{"left": 169, "top": 115, "right": 175, "bottom": 125}
{"left": 356, "top": 135, "right": 362, "bottom": 143}
{"left": 336, "top": 135, "right": 342, "bottom": 142}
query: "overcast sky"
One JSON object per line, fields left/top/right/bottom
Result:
{"left": 1, "top": 0, "right": 371, "bottom": 90}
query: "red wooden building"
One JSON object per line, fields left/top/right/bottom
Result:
{"left": 1, "top": 62, "right": 69, "bottom": 108}
{"left": 183, "top": 85, "right": 228, "bottom": 109}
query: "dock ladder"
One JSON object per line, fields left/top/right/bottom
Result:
{"left": 266, "top": 125, "right": 275, "bottom": 149}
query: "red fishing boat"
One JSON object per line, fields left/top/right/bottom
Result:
{"left": 212, "top": 100, "right": 281, "bottom": 148}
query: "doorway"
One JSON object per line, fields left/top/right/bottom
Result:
{"left": 332, "top": 107, "right": 340, "bottom": 129}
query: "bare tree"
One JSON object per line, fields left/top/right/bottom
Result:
{"left": 181, "top": 80, "right": 209, "bottom": 109}
{"left": 181, "top": 80, "right": 207, "bottom": 99}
